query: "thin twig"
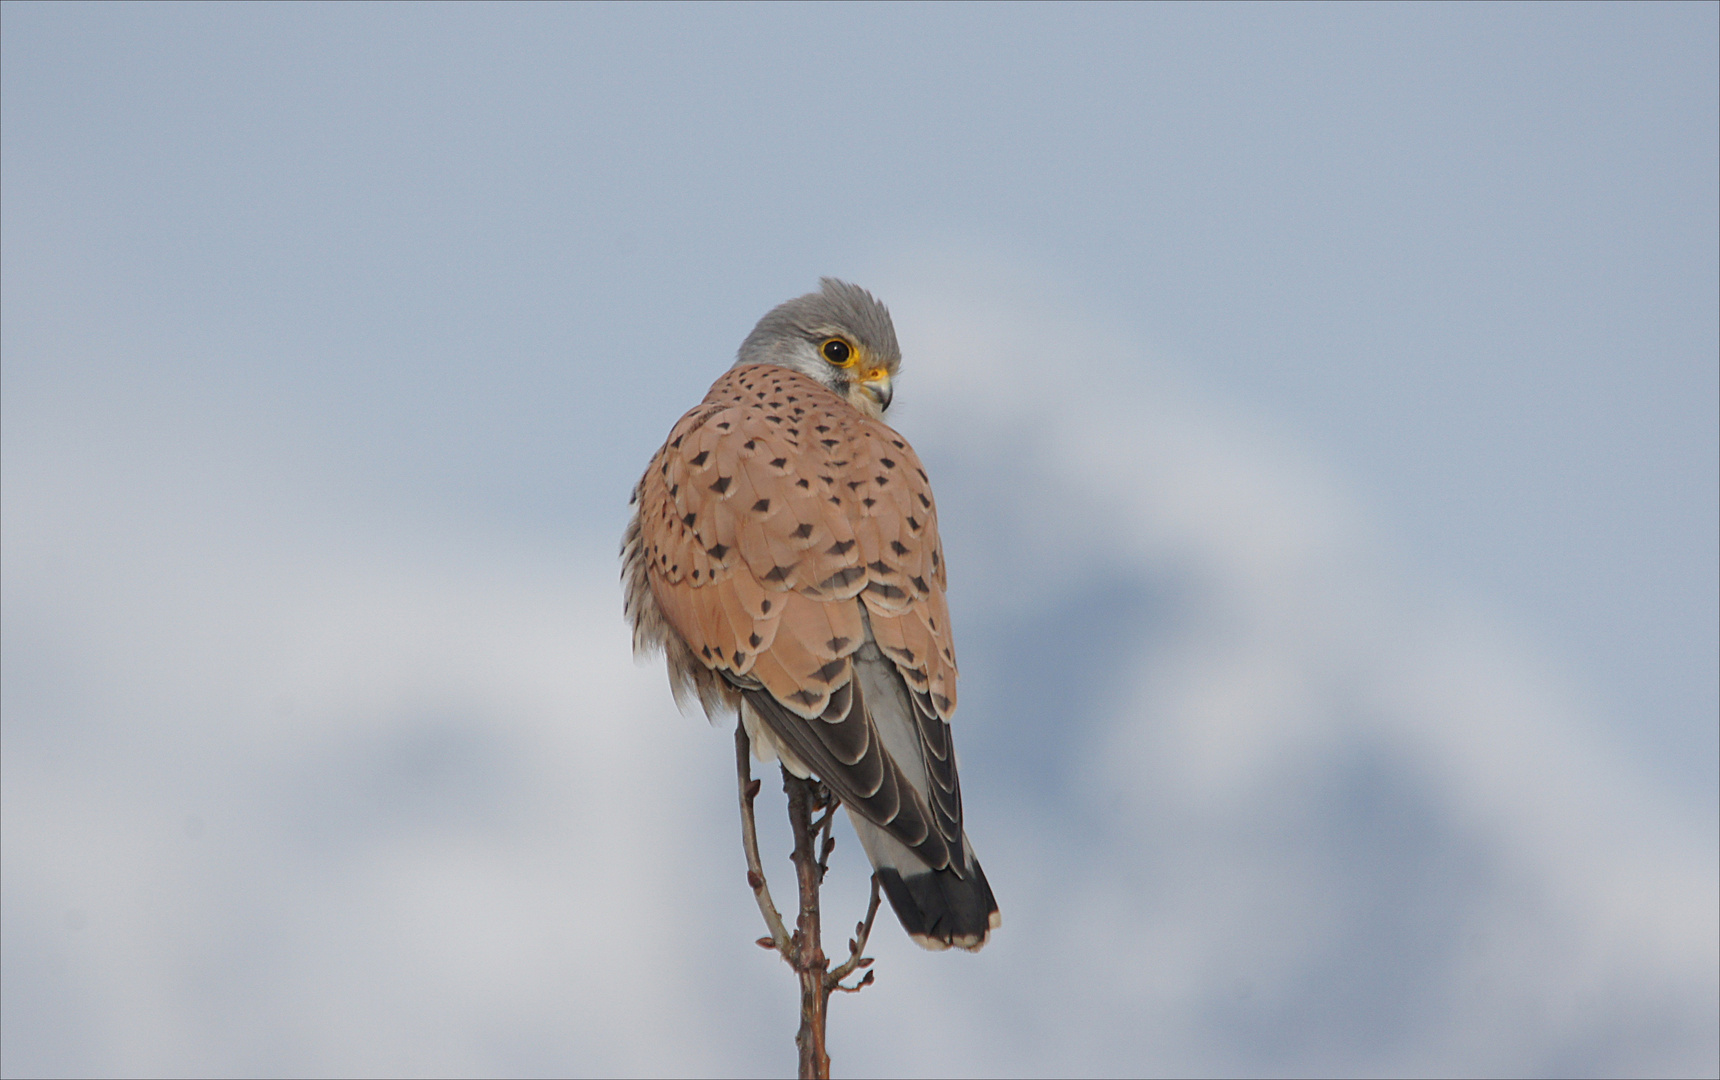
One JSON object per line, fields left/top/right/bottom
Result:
{"left": 785, "top": 770, "right": 832, "bottom": 1079}
{"left": 813, "top": 791, "right": 840, "bottom": 880}
{"left": 827, "top": 873, "right": 883, "bottom": 988}
{"left": 735, "top": 724, "right": 795, "bottom": 960}
{"left": 735, "top": 723, "right": 880, "bottom": 1079}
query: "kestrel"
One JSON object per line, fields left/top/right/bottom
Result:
{"left": 622, "top": 279, "right": 999, "bottom": 951}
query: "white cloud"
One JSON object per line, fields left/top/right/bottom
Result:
{"left": 3, "top": 269, "right": 1714, "bottom": 1076}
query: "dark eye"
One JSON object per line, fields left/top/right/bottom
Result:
{"left": 820, "top": 339, "right": 852, "bottom": 365}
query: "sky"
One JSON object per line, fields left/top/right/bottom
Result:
{"left": 2, "top": 3, "right": 1716, "bottom": 1077}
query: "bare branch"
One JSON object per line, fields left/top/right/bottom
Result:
{"left": 832, "top": 969, "right": 876, "bottom": 994}
{"left": 785, "top": 770, "right": 832, "bottom": 1079}
{"left": 735, "top": 724, "right": 795, "bottom": 961}
{"left": 735, "top": 724, "right": 883, "bottom": 1077}
{"left": 813, "top": 792, "right": 840, "bottom": 880}
{"left": 828, "top": 873, "right": 883, "bottom": 987}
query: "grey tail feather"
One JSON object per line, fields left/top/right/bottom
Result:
{"left": 874, "top": 859, "right": 1000, "bottom": 953}
{"left": 850, "top": 810, "right": 1000, "bottom": 951}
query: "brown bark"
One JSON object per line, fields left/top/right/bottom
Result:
{"left": 736, "top": 724, "right": 794, "bottom": 957}
{"left": 785, "top": 772, "right": 831, "bottom": 1078}
{"left": 735, "top": 724, "right": 881, "bottom": 1080}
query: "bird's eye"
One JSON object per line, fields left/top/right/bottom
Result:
{"left": 820, "top": 338, "right": 853, "bottom": 366}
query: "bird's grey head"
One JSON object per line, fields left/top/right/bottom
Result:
{"left": 735, "top": 278, "right": 901, "bottom": 418}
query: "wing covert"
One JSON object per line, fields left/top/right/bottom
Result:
{"left": 635, "top": 364, "right": 964, "bottom": 866}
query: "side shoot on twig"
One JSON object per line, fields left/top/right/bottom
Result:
{"left": 736, "top": 724, "right": 882, "bottom": 1080}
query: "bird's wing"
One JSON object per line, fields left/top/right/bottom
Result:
{"left": 636, "top": 364, "right": 966, "bottom": 871}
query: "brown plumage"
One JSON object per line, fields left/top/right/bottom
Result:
{"left": 621, "top": 280, "right": 998, "bottom": 950}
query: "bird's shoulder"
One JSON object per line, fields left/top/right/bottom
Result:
{"left": 637, "top": 363, "right": 958, "bottom": 720}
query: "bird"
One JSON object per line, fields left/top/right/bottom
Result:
{"left": 622, "top": 279, "right": 1000, "bottom": 951}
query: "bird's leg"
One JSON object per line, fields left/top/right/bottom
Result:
{"left": 735, "top": 724, "right": 794, "bottom": 960}
{"left": 827, "top": 873, "right": 881, "bottom": 993}
{"left": 783, "top": 768, "right": 832, "bottom": 1080}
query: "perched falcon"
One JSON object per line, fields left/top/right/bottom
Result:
{"left": 622, "top": 279, "right": 1000, "bottom": 951}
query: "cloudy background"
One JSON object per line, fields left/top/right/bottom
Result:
{"left": 3, "top": 4, "right": 1715, "bottom": 1077}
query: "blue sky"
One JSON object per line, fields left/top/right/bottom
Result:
{"left": 3, "top": 4, "right": 1715, "bottom": 1076}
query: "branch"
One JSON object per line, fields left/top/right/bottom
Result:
{"left": 785, "top": 770, "right": 831, "bottom": 1078}
{"left": 735, "top": 723, "right": 795, "bottom": 960}
{"left": 733, "top": 722, "right": 880, "bottom": 1079}
{"left": 827, "top": 873, "right": 882, "bottom": 991}
{"left": 812, "top": 791, "right": 840, "bottom": 881}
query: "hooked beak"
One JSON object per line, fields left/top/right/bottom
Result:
{"left": 859, "top": 370, "right": 893, "bottom": 412}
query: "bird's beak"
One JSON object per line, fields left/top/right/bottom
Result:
{"left": 859, "top": 370, "right": 893, "bottom": 412}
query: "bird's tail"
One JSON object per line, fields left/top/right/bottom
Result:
{"left": 847, "top": 811, "right": 1000, "bottom": 952}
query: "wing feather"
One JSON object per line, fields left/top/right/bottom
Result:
{"left": 634, "top": 364, "right": 964, "bottom": 871}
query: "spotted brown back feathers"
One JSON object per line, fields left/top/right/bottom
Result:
{"left": 627, "top": 363, "right": 967, "bottom": 870}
